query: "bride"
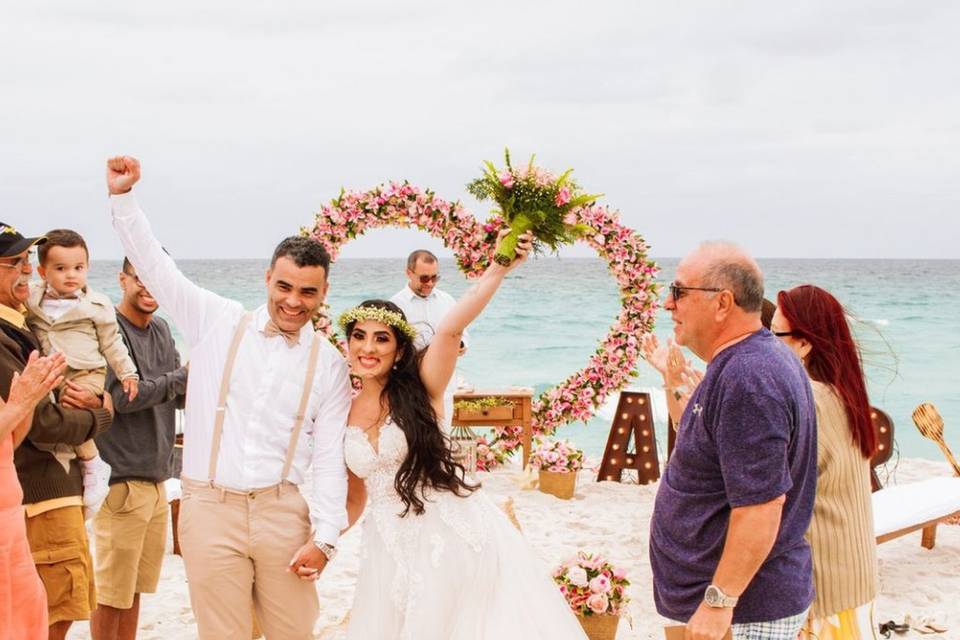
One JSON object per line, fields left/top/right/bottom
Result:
{"left": 336, "top": 231, "right": 587, "bottom": 639}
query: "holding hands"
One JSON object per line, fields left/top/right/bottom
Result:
{"left": 287, "top": 542, "right": 329, "bottom": 582}
{"left": 106, "top": 156, "right": 141, "bottom": 195}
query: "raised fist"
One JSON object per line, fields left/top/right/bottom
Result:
{"left": 106, "top": 156, "right": 141, "bottom": 195}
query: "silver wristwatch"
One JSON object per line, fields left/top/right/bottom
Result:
{"left": 316, "top": 542, "right": 337, "bottom": 561}
{"left": 704, "top": 584, "right": 738, "bottom": 608}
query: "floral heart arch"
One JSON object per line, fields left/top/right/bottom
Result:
{"left": 306, "top": 182, "right": 660, "bottom": 465}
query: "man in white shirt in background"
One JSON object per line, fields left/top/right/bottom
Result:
{"left": 106, "top": 156, "right": 351, "bottom": 640}
{"left": 390, "top": 249, "right": 468, "bottom": 430}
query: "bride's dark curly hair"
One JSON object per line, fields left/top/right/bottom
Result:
{"left": 345, "top": 299, "right": 477, "bottom": 516}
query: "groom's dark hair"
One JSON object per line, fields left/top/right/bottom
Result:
{"left": 271, "top": 236, "right": 331, "bottom": 274}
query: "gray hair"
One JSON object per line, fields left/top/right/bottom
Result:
{"left": 698, "top": 241, "right": 764, "bottom": 313}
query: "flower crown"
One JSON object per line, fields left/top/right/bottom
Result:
{"left": 337, "top": 306, "right": 419, "bottom": 341}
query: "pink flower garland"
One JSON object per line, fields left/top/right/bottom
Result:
{"left": 307, "top": 183, "right": 660, "bottom": 465}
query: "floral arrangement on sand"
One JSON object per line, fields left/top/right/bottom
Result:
{"left": 466, "top": 148, "right": 600, "bottom": 265}
{"left": 475, "top": 435, "right": 511, "bottom": 472}
{"left": 528, "top": 438, "right": 584, "bottom": 473}
{"left": 553, "top": 551, "right": 630, "bottom": 617}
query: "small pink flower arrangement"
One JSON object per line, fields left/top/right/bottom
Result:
{"left": 528, "top": 438, "right": 584, "bottom": 473}
{"left": 553, "top": 551, "right": 630, "bottom": 617}
{"left": 474, "top": 435, "right": 510, "bottom": 472}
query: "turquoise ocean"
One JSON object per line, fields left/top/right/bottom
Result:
{"left": 88, "top": 258, "right": 959, "bottom": 468}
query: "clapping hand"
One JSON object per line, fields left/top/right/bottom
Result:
{"left": 4, "top": 351, "right": 66, "bottom": 410}
{"left": 106, "top": 156, "right": 141, "bottom": 195}
{"left": 640, "top": 333, "right": 668, "bottom": 376}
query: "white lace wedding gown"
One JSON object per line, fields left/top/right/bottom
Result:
{"left": 342, "top": 418, "right": 588, "bottom": 640}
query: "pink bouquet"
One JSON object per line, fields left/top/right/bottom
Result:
{"left": 475, "top": 435, "right": 510, "bottom": 472}
{"left": 553, "top": 551, "right": 630, "bottom": 617}
{"left": 528, "top": 438, "right": 584, "bottom": 473}
{"left": 466, "top": 149, "right": 599, "bottom": 265}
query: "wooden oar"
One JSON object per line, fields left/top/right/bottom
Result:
{"left": 912, "top": 402, "right": 960, "bottom": 476}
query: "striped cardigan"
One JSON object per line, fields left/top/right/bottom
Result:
{"left": 806, "top": 381, "right": 878, "bottom": 618}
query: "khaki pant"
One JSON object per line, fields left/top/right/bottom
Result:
{"left": 93, "top": 481, "right": 168, "bottom": 609}
{"left": 67, "top": 367, "right": 107, "bottom": 461}
{"left": 25, "top": 505, "right": 97, "bottom": 625}
{"left": 178, "top": 479, "right": 318, "bottom": 640}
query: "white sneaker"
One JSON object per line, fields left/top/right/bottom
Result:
{"left": 81, "top": 456, "right": 112, "bottom": 520}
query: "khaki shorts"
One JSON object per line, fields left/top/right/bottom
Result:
{"left": 93, "top": 480, "right": 168, "bottom": 609}
{"left": 25, "top": 505, "right": 97, "bottom": 625}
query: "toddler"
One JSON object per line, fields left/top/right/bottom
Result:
{"left": 25, "top": 229, "right": 139, "bottom": 518}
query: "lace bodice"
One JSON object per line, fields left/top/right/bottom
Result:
{"left": 345, "top": 418, "right": 408, "bottom": 507}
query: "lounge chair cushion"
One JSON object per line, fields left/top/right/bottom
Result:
{"left": 873, "top": 477, "right": 960, "bottom": 537}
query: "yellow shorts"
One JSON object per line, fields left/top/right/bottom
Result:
{"left": 93, "top": 480, "right": 168, "bottom": 609}
{"left": 25, "top": 505, "right": 97, "bottom": 625}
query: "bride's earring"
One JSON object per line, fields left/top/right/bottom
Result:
{"left": 392, "top": 361, "right": 399, "bottom": 370}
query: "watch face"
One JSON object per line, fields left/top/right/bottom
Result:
{"left": 704, "top": 586, "right": 721, "bottom": 606}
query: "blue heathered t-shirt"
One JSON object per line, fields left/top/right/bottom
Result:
{"left": 649, "top": 329, "right": 817, "bottom": 624}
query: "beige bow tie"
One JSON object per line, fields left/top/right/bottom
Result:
{"left": 262, "top": 319, "right": 300, "bottom": 348}
{"left": 45, "top": 286, "right": 81, "bottom": 300}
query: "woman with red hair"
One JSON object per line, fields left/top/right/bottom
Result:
{"left": 773, "top": 285, "right": 878, "bottom": 640}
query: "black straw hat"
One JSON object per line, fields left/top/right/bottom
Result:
{"left": 0, "top": 222, "right": 46, "bottom": 258}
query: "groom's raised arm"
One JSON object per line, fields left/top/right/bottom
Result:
{"left": 108, "top": 156, "right": 237, "bottom": 347}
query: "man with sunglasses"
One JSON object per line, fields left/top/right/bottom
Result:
{"left": 649, "top": 242, "right": 816, "bottom": 640}
{"left": 391, "top": 249, "right": 470, "bottom": 430}
{"left": 0, "top": 222, "right": 114, "bottom": 640}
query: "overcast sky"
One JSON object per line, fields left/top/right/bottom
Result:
{"left": 2, "top": 1, "right": 958, "bottom": 260}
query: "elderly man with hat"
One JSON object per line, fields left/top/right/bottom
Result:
{"left": 0, "top": 222, "right": 114, "bottom": 640}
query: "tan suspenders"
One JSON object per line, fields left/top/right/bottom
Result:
{"left": 206, "top": 312, "right": 323, "bottom": 486}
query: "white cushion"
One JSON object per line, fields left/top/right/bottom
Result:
{"left": 873, "top": 477, "right": 960, "bottom": 537}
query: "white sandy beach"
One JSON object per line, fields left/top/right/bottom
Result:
{"left": 71, "top": 457, "right": 960, "bottom": 640}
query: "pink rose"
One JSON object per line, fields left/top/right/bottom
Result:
{"left": 589, "top": 575, "right": 611, "bottom": 594}
{"left": 563, "top": 212, "right": 578, "bottom": 225}
{"left": 566, "top": 566, "right": 588, "bottom": 587}
{"left": 499, "top": 171, "right": 515, "bottom": 189}
{"left": 555, "top": 186, "right": 572, "bottom": 206}
{"left": 587, "top": 593, "right": 609, "bottom": 615}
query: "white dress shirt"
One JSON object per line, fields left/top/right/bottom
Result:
{"left": 390, "top": 285, "right": 469, "bottom": 352}
{"left": 111, "top": 192, "right": 351, "bottom": 546}
{"left": 390, "top": 285, "right": 468, "bottom": 430}
{"left": 40, "top": 295, "right": 81, "bottom": 321}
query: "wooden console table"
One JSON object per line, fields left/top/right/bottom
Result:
{"left": 452, "top": 389, "right": 534, "bottom": 468}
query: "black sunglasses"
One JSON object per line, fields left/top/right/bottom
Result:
{"left": 668, "top": 282, "right": 722, "bottom": 301}
{"left": 418, "top": 274, "right": 440, "bottom": 284}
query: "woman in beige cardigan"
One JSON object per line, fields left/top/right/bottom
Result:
{"left": 773, "top": 285, "right": 878, "bottom": 640}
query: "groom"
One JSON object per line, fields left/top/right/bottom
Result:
{"left": 106, "top": 156, "right": 352, "bottom": 639}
